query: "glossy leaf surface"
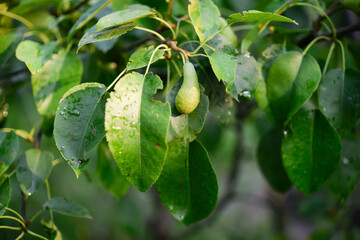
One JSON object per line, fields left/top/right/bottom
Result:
{"left": 318, "top": 68, "right": 360, "bottom": 134}
{"left": 16, "top": 149, "right": 54, "bottom": 196}
{"left": 15, "top": 40, "right": 57, "bottom": 74}
{"left": 209, "top": 52, "right": 260, "bottom": 100}
{"left": 54, "top": 83, "right": 107, "bottom": 177}
{"left": 327, "top": 138, "right": 360, "bottom": 203}
{"left": 95, "top": 4, "right": 154, "bottom": 32}
{"left": 281, "top": 110, "right": 341, "bottom": 194}
{"left": 31, "top": 50, "right": 83, "bottom": 116}
{"left": 43, "top": 197, "right": 92, "bottom": 219}
{"left": 267, "top": 52, "right": 321, "bottom": 126}
{"left": 68, "top": 0, "right": 111, "bottom": 39}
{"left": 0, "top": 131, "right": 19, "bottom": 177}
{"left": 127, "top": 46, "right": 164, "bottom": 70}
{"left": 156, "top": 139, "right": 218, "bottom": 225}
{"left": 105, "top": 72, "right": 171, "bottom": 192}
{"left": 188, "top": 0, "right": 221, "bottom": 42}
{"left": 227, "top": 10, "right": 297, "bottom": 25}
{"left": 78, "top": 24, "right": 135, "bottom": 51}
{"left": 257, "top": 128, "right": 292, "bottom": 193}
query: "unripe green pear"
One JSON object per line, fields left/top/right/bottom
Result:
{"left": 175, "top": 61, "right": 200, "bottom": 114}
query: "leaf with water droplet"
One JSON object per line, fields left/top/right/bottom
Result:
{"left": 318, "top": 68, "right": 360, "bottom": 135}
{"left": 15, "top": 40, "right": 57, "bottom": 74}
{"left": 327, "top": 137, "right": 360, "bottom": 203}
{"left": 0, "top": 131, "right": 19, "bottom": 177}
{"left": 54, "top": 83, "right": 107, "bottom": 178}
{"left": 267, "top": 51, "right": 321, "bottom": 126}
{"left": 105, "top": 72, "right": 171, "bottom": 192}
{"left": 156, "top": 138, "right": 218, "bottom": 225}
{"left": 16, "top": 149, "right": 54, "bottom": 196}
{"left": 209, "top": 52, "right": 260, "bottom": 101}
{"left": 166, "top": 78, "right": 209, "bottom": 141}
{"left": 281, "top": 109, "right": 341, "bottom": 195}
{"left": 32, "top": 50, "right": 83, "bottom": 116}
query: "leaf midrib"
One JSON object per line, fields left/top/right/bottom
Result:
{"left": 78, "top": 88, "right": 105, "bottom": 160}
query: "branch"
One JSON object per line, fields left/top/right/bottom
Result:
{"left": 299, "top": 22, "right": 360, "bottom": 47}
{"left": 298, "top": 0, "right": 343, "bottom": 47}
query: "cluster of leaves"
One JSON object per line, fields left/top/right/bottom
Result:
{"left": 0, "top": 0, "right": 360, "bottom": 238}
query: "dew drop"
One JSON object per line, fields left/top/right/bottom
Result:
{"left": 123, "top": 105, "right": 129, "bottom": 110}
{"left": 283, "top": 130, "right": 288, "bottom": 136}
{"left": 242, "top": 91, "right": 251, "bottom": 98}
{"left": 61, "top": 145, "right": 66, "bottom": 149}
{"left": 343, "top": 157, "right": 350, "bottom": 165}
{"left": 112, "top": 126, "right": 121, "bottom": 130}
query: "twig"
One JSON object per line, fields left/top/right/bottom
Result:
{"left": 299, "top": 22, "right": 360, "bottom": 47}
{"left": 20, "top": 192, "right": 28, "bottom": 237}
{"left": 34, "top": 129, "right": 42, "bottom": 150}
{"left": 299, "top": 0, "right": 343, "bottom": 47}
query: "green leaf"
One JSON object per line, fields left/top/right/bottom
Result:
{"left": 204, "top": 78, "right": 235, "bottom": 125}
{"left": 97, "top": 141, "right": 130, "bottom": 199}
{"left": 166, "top": 78, "right": 209, "bottom": 141}
{"left": 78, "top": 24, "right": 135, "bottom": 51}
{"left": 105, "top": 72, "right": 171, "bottom": 192}
{"left": 0, "top": 32, "right": 22, "bottom": 70}
{"left": 127, "top": 46, "right": 165, "bottom": 70}
{"left": 54, "top": 83, "right": 107, "bottom": 178}
{"left": 240, "top": 24, "right": 260, "bottom": 53}
{"left": 95, "top": 4, "right": 154, "bottom": 32}
{"left": 156, "top": 139, "right": 218, "bottom": 225}
{"left": 41, "top": 217, "right": 63, "bottom": 240}
{"left": 188, "top": 0, "right": 221, "bottom": 42}
{"left": 257, "top": 128, "right": 292, "bottom": 193}
{"left": 203, "top": 34, "right": 238, "bottom": 56}
{"left": 16, "top": 149, "right": 54, "bottom": 196}
{"left": 68, "top": 0, "right": 111, "bottom": 40}
{"left": 43, "top": 197, "right": 92, "bottom": 219}
{"left": 0, "top": 178, "right": 11, "bottom": 216}
{"left": 11, "top": 0, "right": 60, "bottom": 15}
{"left": 267, "top": 52, "right": 321, "bottom": 126}
{"left": 281, "top": 110, "right": 341, "bottom": 195}
{"left": 327, "top": 137, "right": 360, "bottom": 203}
{"left": 227, "top": 10, "right": 298, "bottom": 25}
{"left": 0, "top": 32, "right": 18, "bottom": 54}
{"left": 32, "top": 50, "right": 83, "bottom": 116}
{"left": 209, "top": 53, "right": 260, "bottom": 101}
{"left": 318, "top": 68, "right": 360, "bottom": 134}
{"left": 0, "top": 131, "right": 20, "bottom": 177}
{"left": 15, "top": 40, "right": 57, "bottom": 74}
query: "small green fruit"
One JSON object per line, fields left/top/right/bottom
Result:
{"left": 175, "top": 61, "right": 200, "bottom": 114}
